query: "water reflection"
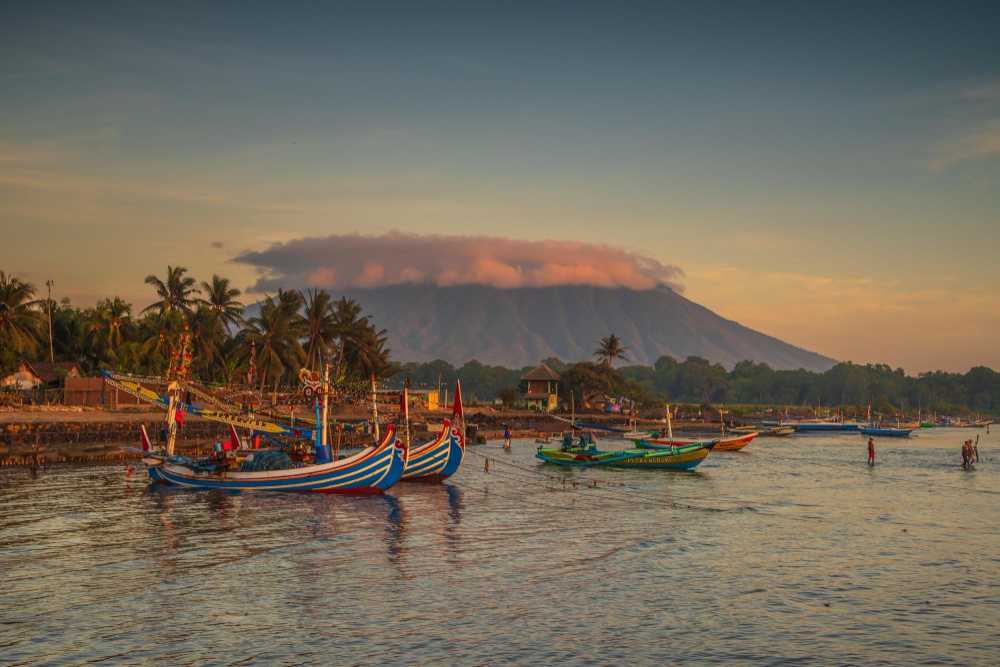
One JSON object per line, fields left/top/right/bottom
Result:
{"left": 2, "top": 430, "right": 998, "bottom": 665}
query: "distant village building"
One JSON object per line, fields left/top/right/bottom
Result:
{"left": 0, "top": 361, "right": 82, "bottom": 390}
{"left": 520, "top": 363, "right": 561, "bottom": 412}
{"left": 408, "top": 388, "right": 441, "bottom": 412}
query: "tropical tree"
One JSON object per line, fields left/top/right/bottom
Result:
{"left": 302, "top": 289, "right": 337, "bottom": 371}
{"left": 143, "top": 266, "right": 200, "bottom": 316}
{"left": 188, "top": 305, "right": 226, "bottom": 378}
{"left": 197, "top": 274, "right": 244, "bottom": 330}
{"left": 0, "top": 272, "right": 44, "bottom": 367}
{"left": 328, "top": 296, "right": 394, "bottom": 379}
{"left": 594, "top": 333, "right": 629, "bottom": 367}
{"left": 85, "top": 297, "right": 132, "bottom": 366}
{"left": 239, "top": 290, "right": 306, "bottom": 390}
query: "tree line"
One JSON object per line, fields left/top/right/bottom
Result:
{"left": 393, "top": 355, "right": 1000, "bottom": 416}
{"left": 3, "top": 269, "right": 997, "bottom": 415}
{"left": 0, "top": 268, "right": 391, "bottom": 389}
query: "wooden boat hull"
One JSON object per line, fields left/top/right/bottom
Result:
{"left": 637, "top": 433, "right": 755, "bottom": 452}
{"left": 401, "top": 419, "right": 465, "bottom": 482}
{"left": 859, "top": 427, "right": 912, "bottom": 438}
{"left": 794, "top": 422, "right": 860, "bottom": 432}
{"left": 536, "top": 443, "right": 711, "bottom": 470}
{"left": 147, "top": 426, "right": 405, "bottom": 493}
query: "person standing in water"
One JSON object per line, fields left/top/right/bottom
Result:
{"left": 867, "top": 437, "right": 876, "bottom": 466}
{"left": 502, "top": 424, "right": 512, "bottom": 451}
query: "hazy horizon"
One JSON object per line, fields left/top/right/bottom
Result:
{"left": 3, "top": 2, "right": 998, "bottom": 373}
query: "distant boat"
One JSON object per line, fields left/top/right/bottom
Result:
{"left": 638, "top": 432, "right": 757, "bottom": 452}
{"left": 793, "top": 422, "right": 860, "bottom": 433}
{"left": 860, "top": 426, "right": 913, "bottom": 438}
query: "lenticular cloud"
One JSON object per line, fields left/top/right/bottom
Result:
{"left": 234, "top": 232, "right": 683, "bottom": 292}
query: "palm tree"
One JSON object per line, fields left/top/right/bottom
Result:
{"left": 594, "top": 333, "right": 629, "bottom": 367}
{"left": 240, "top": 291, "right": 306, "bottom": 391}
{"left": 0, "top": 271, "right": 44, "bottom": 357}
{"left": 324, "top": 297, "right": 394, "bottom": 379}
{"left": 197, "top": 274, "right": 244, "bottom": 331}
{"left": 302, "top": 289, "right": 337, "bottom": 370}
{"left": 137, "top": 310, "right": 186, "bottom": 375}
{"left": 143, "top": 266, "right": 200, "bottom": 316}
{"left": 188, "top": 305, "right": 225, "bottom": 378}
{"left": 86, "top": 297, "right": 132, "bottom": 365}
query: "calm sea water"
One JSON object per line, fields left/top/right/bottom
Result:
{"left": 1, "top": 428, "right": 998, "bottom": 666}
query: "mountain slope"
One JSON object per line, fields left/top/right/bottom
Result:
{"left": 323, "top": 284, "right": 835, "bottom": 371}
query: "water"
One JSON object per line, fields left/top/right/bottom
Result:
{"left": 1, "top": 428, "right": 998, "bottom": 665}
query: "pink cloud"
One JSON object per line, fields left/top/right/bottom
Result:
{"left": 236, "top": 231, "right": 684, "bottom": 292}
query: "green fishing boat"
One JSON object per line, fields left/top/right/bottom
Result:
{"left": 535, "top": 441, "right": 713, "bottom": 470}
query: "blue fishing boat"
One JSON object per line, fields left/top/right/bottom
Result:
{"left": 143, "top": 424, "right": 406, "bottom": 493}
{"left": 860, "top": 426, "right": 913, "bottom": 438}
{"left": 402, "top": 419, "right": 465, "bottom": 482}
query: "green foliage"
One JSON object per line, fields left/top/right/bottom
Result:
{"left": 0, "top": 271, "right": 393, "bottom": 388}
{"left": 387, "top": 356, "right": 1000, "bottom": 415}
{"left": 594, "top": 333, "right": 629, "bottom": 367}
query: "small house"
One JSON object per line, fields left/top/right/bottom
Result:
{"left": 520, "top": 363, "right": 561, "bottom": 412}
{"left": 0, "top": 361, "right": 82, "bottom": 390}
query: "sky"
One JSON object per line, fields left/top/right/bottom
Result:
{"left": 1, "top": 1, "right": 998, "bottom": 373}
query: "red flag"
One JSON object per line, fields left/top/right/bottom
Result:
{"left": 139, "top": 425, "right": 151, "bottom": 452}
{"left": 228, "top": 424, "right": 242, "bottom": 451}
{"left": 452, "top": 380, "right": 464, "bottom": 422}
{"left": 174, "top": 406, "right": 185, "bottom": 426}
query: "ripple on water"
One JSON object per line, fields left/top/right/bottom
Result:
{"left": 1, "top": 432, "right": 999, "bottom": 664}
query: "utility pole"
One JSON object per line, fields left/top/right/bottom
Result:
{"left": 45, "top": 280, "right": 54, "bottom": 363}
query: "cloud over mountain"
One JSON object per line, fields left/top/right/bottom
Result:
{"left": 234, "top": 232, "right": 684, "bottom": 292}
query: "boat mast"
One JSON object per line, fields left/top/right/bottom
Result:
{"left": 321, "top": 361, "right": 330, "bottom": 454}
{"left": 402, "top": 379, "right": 410, "bottom": 452}
{"left": 370, "top": 374, "right": 380, "bottom": 445}
{"left": 165, "top": 382, "right": 178, "bottom": 457}
{"left": 666, "top": 403, "right": 673, "bottom": 440}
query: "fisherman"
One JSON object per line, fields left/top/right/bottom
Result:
{"left": 561, "top": 431, "right": 574, "bottom": 450}
{"left": 502, "top": 424, "right": 512, "bottom": 451}
{"left": 867, "top": 436, "right": 876, "bottom": 466}
{"left": 961, "top": 440, "right": 972, "bottom": 469}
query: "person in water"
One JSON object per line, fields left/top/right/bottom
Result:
{"left": 867, "top": 437, "right": 876, "bottom": 466}
{"left": 961, "top": 440, "right": 972, "bottom": 469}
{"left": 502, "top": 424, "right": 512, "bottom": 450}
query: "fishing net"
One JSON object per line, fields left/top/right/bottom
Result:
{"left": 240, "top": 450, "right": 297, "bottom": 472}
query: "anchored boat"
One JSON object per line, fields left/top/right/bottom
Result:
{"left": 536, "top": 441, "right": 714, "bottom": 470}
{"left": 143, "top": 425, "right": 406, "bottom": 493}
{"left": 860, "top": 426, "right": 913, "bottom": 438}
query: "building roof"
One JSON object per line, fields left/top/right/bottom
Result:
{"left": 21, "top": 361, "right": 82, "bottom": 384}
{"left": 521, "top": 363, "right": 561, "bottom": 382}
